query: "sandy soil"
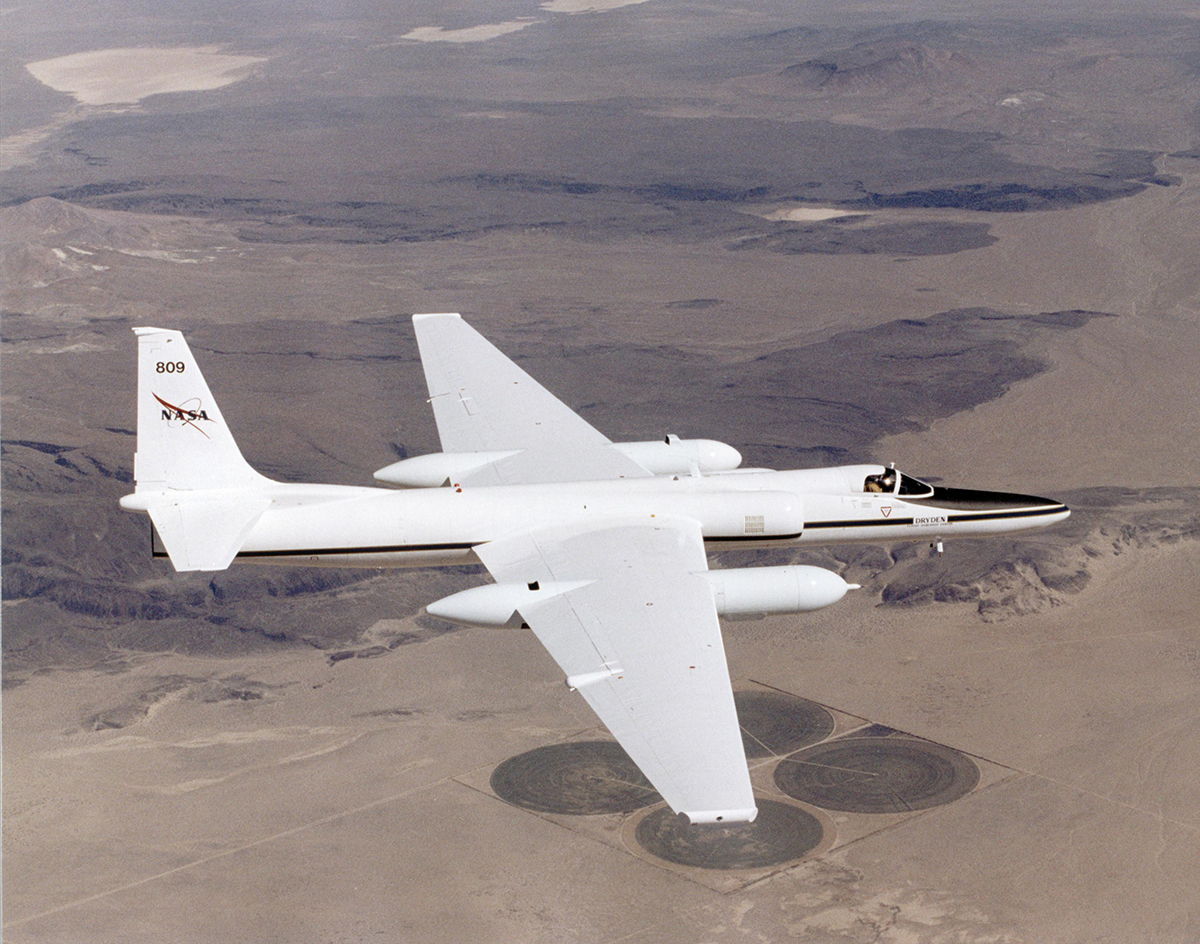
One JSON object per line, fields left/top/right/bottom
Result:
{"left": 0, "top": 114, "right": 79, "bottom": 172}
{"left": 875, "top": 158, "right": 1200, "bottom": 489}
{"left": 4, "top": 539, "right": 1197, "bottom": 942}
{"left": 5, "top": 7, "right": 1199, "bottom": 941}
{"left": 540, "top": 0, "right": 651, "bottom": 12}
{"left": 401, "top": 22, "right": 538, "bottom": 44}
{"left": 760, "top": 206, "right": 858, "bottom": 222}
{"left": 25, "top": 47, "right": 266, "bottom": 106}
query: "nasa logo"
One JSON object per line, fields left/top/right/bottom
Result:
{"left": 153, "top": 392, "right": 214, "bottom": 438}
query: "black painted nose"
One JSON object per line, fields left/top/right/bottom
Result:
{"left": 924, "top": 485, "right": 1068, "bottom": 514}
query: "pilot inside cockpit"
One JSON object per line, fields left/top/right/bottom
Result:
{"left": 863, "top": 468, "right": 898, "bottom": 493}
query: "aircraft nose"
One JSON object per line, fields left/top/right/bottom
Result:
{"left": 1004, "top": 491, "right": 1070, "bottom": 516}
{"left": 922, "top": 485, "right": 1069, "bottom": 518}
{"left": 993, "top": 490, "right": 1069, "bottom": 514}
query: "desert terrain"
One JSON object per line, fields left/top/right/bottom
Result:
{"left": 3, "top": 1, "right": 1199, "bottom": 941}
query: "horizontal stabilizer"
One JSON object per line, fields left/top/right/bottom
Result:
{"left": 147, "top": 495, "right": 272, "bottom": 572}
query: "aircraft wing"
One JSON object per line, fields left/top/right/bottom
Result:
{"left": 475, "top": 518, "right": 757, "bottom": 824}
{"left": 412, "top": 313, "right": 652, "bottom": 486}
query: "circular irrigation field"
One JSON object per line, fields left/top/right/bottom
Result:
{"left": 773, "top": 736, "right": 980, "bottom": 814}
{"left": 734, "top": 689, "right": 835, "bottom": 759}
{"left": 634, "top": 800, "right": 824, "bottom": 870}
{"left": 490, "top": 741, "right": 661, "bottom": 815}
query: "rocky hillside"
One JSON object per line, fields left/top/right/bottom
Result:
{"left": 782, "top": 41, "right": 977, "bottom": 94}
{"left": 0, "top": 197, "right": 232, "bottom": 290}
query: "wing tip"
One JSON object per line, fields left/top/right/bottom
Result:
{"left": 412, "top": 312, "right": 462, "bottom": 323}
{"left": 677, "top": 806, "right": 759, "bottom": 826}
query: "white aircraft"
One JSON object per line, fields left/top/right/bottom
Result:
{"left": 120, "top": 314, "right": 1068, "bottom": 825}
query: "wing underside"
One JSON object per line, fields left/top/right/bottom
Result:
{"left": 475, "top": 518, "right": 756, "bottom": 823}
{"left": 412, "top": 313, "right": 651, "bottom": 486}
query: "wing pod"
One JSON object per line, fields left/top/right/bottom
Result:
{"left": 426, "top": 580, "right": 594, "bottom": 627}
{"left": 697, "top": 565, "right": 857, "bottom": 619}
{"left": 612, "top": 435, "right": 742, "bottom": 475}
{"left": 375, "top": 436, "right": 741, "bottom": 487}
{"left": 373, "top": 451, "right": 521, "bottom": 487}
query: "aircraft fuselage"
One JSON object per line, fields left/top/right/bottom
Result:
{"left": 121, "top": 318, "right": 1072, "bottom": 826}
{"left": 163, "top": 463, "right": 1067, "bottom": 569}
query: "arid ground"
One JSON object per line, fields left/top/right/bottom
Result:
{"left": 3, "top": 1, "right": 1199, "bottom": 941}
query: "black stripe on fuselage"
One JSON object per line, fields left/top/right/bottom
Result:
{"left": 229, "top": 542, "right": 479, "bottom": 559}
{"left": 704, "top": 532, "right": 804, "bottom": 543}
{"left": 227, "top": 535, "right": 808, "bottom": 558}
{"left": 950, "top": 505, "right": 1067, "bottom": 523}
{"left": 804, "top": 503, "right": 1066, "bottom": 530}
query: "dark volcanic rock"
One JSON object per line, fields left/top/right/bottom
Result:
{"left": 871, "top": 487, "right": 1200, "bottom": 620}
{"left": 782, "top": 41, "right": 976, "bottom": 94}
{"left": 5, "top": 105, "right": 1165, "bottom": 253}
{"left": 732, "top": 220, "right": 997, "bottom": 256}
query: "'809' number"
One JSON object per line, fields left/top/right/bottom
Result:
{"left": 156, "top": 361, "right": 185, "bottom": 373}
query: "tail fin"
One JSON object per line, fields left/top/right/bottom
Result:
{"left": 127, "top": 328, "right": 273, "bottom": 571}
{"left": 133, "top": 327, "right": 268, "bottom": 492}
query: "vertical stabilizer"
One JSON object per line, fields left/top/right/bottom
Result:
{"left": 133, "top": 327, "right": 269, "bottom": 491}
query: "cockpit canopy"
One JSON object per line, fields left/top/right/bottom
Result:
{"left": 862, "top": 467, "right": 934, "bottom": 498}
